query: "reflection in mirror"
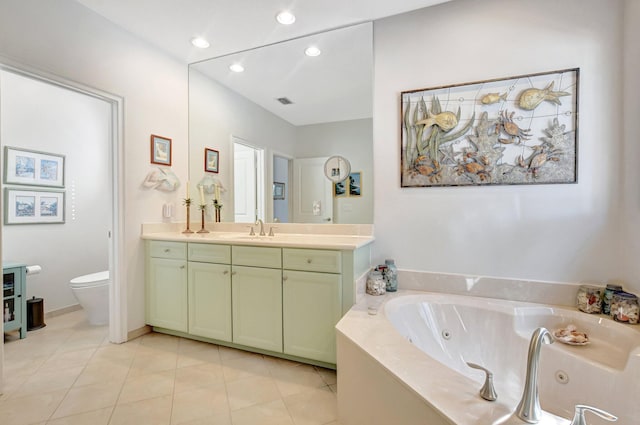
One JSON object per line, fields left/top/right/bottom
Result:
{"left": 273, "top": 155, "right": 292, "bottom": 222}
{"left": 233, "top": 138, "right": 264, "bottom": 223}
{"left": 188, "top": 22, "right": 373, "bottom": 223}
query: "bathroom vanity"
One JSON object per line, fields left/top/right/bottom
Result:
{"left": 142, "top": 225, "right": 373, "bottom": 368}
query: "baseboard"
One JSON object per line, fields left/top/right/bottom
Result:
{"left": 44, "top": 304, "right": 82, "bottom": 319}
{"left": 127, "top": 325, "right": 151, "bottom": 341}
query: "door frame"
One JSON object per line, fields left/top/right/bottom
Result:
{"left": 0, "top": 57, "right": 127, "bottom": 348}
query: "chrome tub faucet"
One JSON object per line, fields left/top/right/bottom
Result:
{"left": 515, "top": 327, "right": 554, "bottom": 423}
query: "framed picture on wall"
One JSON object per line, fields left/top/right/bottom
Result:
{"left": 3, "top": 146, "right": 65, "bottom": 188}
{"left": 4, "top": 188, "right": 65, "bottom": 225}
{"left": 205, "top": 148, "right": 219, "bottom": 173}
{"left": 150, "top": 134, "right": 172, "bottom": 166}
{"left": 348, "top": 172, "right": 362, "bottom": 196}
{"left": 273, "top": 182, "right": 285, "bottom": 200}
{"left": 334, "top": 180, "right": 347, "bottom": 198}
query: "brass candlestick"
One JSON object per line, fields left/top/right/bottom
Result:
{"left": 213, "top": 200, "right": 222, "bottom": 223}
{"left": 182, "top": 198, "right": 194, "bottom": 234}
{"left": 197, "top": 204, "right": 209, "bottom": 233}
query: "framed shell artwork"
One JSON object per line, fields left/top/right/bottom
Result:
{"left": 400, "top": 68, "right": 579, "bottom": 187}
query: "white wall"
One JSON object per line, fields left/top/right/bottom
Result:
{"left": 1, "top": 70, "right": 110, "bottom": 312}
{"left": 189, "top": 69, "right": 297, "bottom": 222}
{"left": 373, "top": 0, "right": 631, "bottom": 289}
{"left": 295, "top": 119, "right": 373, "bottom": 224}
{"left": 0, "top": 0, "right": 189, "bottom": 331}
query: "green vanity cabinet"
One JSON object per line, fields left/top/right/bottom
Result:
{"left": 282, "top": 248, "right": 343, "bottom": 364}
{"left": 188, "top": 261, "right": 232, "bottom": 341}
{"left": 231, "top": 246, "right": 283, "bottom": 352}
{"left": 146, "top": 241, "right": 188, "bottom": 332}
{"left": 283, "top": 270, "right": 341, "bottom": 363}
{"left": 145, "top": 236, "right": 372, "bottom": 368}
{"left": 187, "top": 243, "right": 232, "bottom": 341}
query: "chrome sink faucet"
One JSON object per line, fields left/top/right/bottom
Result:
{"left": 515, "top": 327, "right": 554, "bottom": 423}
{"left": 255, "top": 219, "right": 266, "bottom": 236}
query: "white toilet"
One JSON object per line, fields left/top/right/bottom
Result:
{"left": 69, "top": 271, "right": 110, "bottom": 325}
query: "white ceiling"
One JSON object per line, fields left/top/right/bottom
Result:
{"left": 74, "top": 0, "right": 451, "bottom": 125}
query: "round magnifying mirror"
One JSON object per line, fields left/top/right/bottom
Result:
{"left": 324, "top": 155, "right": 351, "bottom": 183}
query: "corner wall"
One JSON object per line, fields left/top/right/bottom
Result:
{"left": 373, "top": 0, "right": 629, "bottom": 289}
{"left": 0, "top": 0, "right": 189, "bottom": 331}
{"left": 620, "top": 0, "right": 640, "bottom": 291}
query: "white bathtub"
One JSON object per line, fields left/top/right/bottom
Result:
{"left": 336, "top": 291, "right": 640, "bottom": 425}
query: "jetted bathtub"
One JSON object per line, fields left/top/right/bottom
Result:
{"left": 336, "top": 291, "right": 640, "bottom": 425}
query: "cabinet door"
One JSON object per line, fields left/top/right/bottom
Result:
{"left": 147, "top": 257, "right": 188, "bottom": 332}
{"left": 283, "top": 270, "right": 342, "bottom": 364}
{"left": 232, "top": 266, "right": 283, "bottom": 352}
{"left": 188, "top": 262, "right": 232, "bottom": 341}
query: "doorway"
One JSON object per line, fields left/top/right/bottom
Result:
{"left": 0, "top": 62, "right": 124, "bottom": 390}
{"left": 232, "top": 137, "right": 264, "bottom": 223}
{"left": 272, "top": 154, "right": 292, "bottom": 223}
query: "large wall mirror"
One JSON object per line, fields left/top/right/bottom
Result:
{"left": 188, "top": 22, "right": 373, "bottom": 224}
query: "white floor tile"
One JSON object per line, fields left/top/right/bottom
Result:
{"left": 2, "top": 311, "right": 340, "bottom": 425}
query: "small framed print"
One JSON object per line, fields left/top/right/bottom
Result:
{"left": 3, "top": 146, "right": 65, "bottom": 188}
{"left": 4, "top": 188, "right": 65, "bottom": 225}
{"left": 205, "top": 148, "right": 219, "bottom": 173}
{"left": 334, "top": 180, "right": 347, "bottom": 198}
{"left": 150, "top": 134, "right": 172, "bottom": 166}
{"left": 273, "top": 182, "right": 285, "bottom": 200}
{"left": 348, "top": 172, "right": 362, "bottom": 196}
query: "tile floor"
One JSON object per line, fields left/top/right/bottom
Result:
{"left": 1, "top": 310, "right": 339, "bottom": 425}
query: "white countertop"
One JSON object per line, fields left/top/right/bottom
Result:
{"left": 141, "top": 223, "right": 374, "bottom": 250}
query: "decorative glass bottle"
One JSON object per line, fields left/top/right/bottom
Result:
{"left": 610, "top": 292, "right": 639, "bottom": 324}
{"left": 366, "top": 270, "right": 386, "bottom": 296}
{"left": 384, "top": 259, "right": 398, "bottom": 292}
{"left": 603, "top": 283, "right": 623, "bottom": 315}
{"left": 576, "top": 285, "right": 603, "bottom": 314}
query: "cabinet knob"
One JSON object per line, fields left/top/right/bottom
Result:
{"left": 306, "top": 259, "right": 312, "bottom": 264}
{"left": 231, "top": 271, "right": 237, "bottom": 276}
{"left": 180, "top": 265, "right": 185, "bottom": 269}
{"left": 164, "top": 249, "right": 170, "bottom": 253}
{"left": 223, "top": 270, "right": 229, "bottom": 275}
{"left": 283, "top": 276, "right": 288, "bottom": 281}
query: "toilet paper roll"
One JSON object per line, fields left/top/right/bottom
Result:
{"left": 26, "top": 265, "right": 42, "bottom": 275}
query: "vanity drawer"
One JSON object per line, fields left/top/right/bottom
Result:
{"left": 232, "top": 246, "right": 282, "bottom": 269}
{"left": 283, "top": 248, "right": 342, "bottom": 274}
{"left": 188, "top": 243, "right": 231, "bottom": 264}
{"left": 149, "top": 241, "right": 187, "bottom": 260}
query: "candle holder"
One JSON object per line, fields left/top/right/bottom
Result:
{"left": 213, "top": 199, "right": 222, "bottom": 223}
{"left": 197, "top": 204, "right": 209, "bottom": 233}
{"left": 182, "top": 198, "right": 194, "bottom": 234}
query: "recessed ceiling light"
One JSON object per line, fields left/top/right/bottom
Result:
{"left": 229, "top": 63, "right": 245, "bottom": 73}
{"left": 304, "top": 46, "right": 321, "bottom": 57}
{"left": 191, "top": 37, "right": 210, "bottom": 49}
{"left": 276, "top": 11, "right": 296, "bottom": 25}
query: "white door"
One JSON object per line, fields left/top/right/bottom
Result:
{"left": 293, "top": 157, "right": 333, "bottom": 223}
{"left": 234, "top": 143, "right": 257, "bottom": 223}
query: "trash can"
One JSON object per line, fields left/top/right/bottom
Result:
{"left": 27, "top": 296, "right": 46, "bottom": 330}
